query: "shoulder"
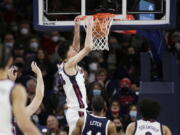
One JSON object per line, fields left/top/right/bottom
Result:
{"left": 12, "top": 84, "right": 27, "bottom": 100}
{"left": 13, "top": 84, "right": 26, "bottom": 92}
{"left": 162, "top": 125, "right": 172, "bottom": 135}
{"left": 108, "top": 121, "right": 117, "bottom": 135}
{"left": 108, "top": 121, "right": 116, "bottom": 128}
{"left": 126, "top": 122, "right": 136, "bottom": 134}
{"left": 108, "top": 121, "right": 116, "bottom": 131}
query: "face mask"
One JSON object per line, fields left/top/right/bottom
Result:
{"left": 111, "top": 109, "right": 119, "bottom": 114}
{"left": 93, "top": 89, "right": 101, "bottom": 96}
{"left": 89, "top": 63, "right": 98, "bottom": 71}
{"left": 129, "top": 111, "right": 137, "bottom": 118}
{"left": 21, "top": 28, "right": 29, "bottom": 35}
{"left": 5, "top": 42, "right": 14, "bottom": 48}
{"left": 52, "top": 36, "right": 59, "bottom": 42}
{"left": 116, "top": 126, "right": 122, "bottom": 132}
{"left": 175, "top": 42, "right": 180, "bottom": 51}
{"left": 30, "top": 42, "right": 39, "bottom": 49}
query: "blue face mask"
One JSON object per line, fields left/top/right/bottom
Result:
{"left": 129, "top": 111, "right": 137, "bottom": 118}
{"left": 93, "top": 89, "right": 102, "bottom": 96}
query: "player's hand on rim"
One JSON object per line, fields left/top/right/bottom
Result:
{"left": 74, "top": 16, "right": 81, "bottom": 25}
{"left": 85, "top": 16, "right": 94, "bottom": 28}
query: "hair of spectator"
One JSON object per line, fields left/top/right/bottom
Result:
{"left": 3, "top": 33, "right": 14, "bottom": 42}
{"left": 57, "top": 41, "right": 72, "bottom": 60}
{"left": 113, "top": 116, "right": 123, "bottom": 122}
{"left": 92, "top": 82, "right": 104, "bottom": 90}
{"left": 110, "top": 99, "right": 120, "bottom": 106}
{"left": 138, "top": 99, "right": 160, "bottom": 120}
{"left": 91, "top": 96, "right": 106, "bottom": 113}
{"left": 95, "top": 68, "right": 107, "bottom": 76}
{"left": 0, "top": 45, "right": 12, "bottom": 69}
{"left": 128, "top": 104, "right": 137, "bottom": 111}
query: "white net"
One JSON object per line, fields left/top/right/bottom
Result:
{"left": 82, "top": 14, "right": 115, "bottom": 51}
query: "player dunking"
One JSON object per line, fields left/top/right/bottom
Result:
{"left": 72, "top": 96, "right": 117, "bottom": 135}
{"left": 57, "top": 17, "right": 93, "bottom": 135}
{"left": 126, "top": 99, "right": 172, "bottom": 135}
{"left": 0, "top": 46, "right": 41, "bottom": 135}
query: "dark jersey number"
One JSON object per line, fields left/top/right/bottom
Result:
{"left": 145, "top": 132, "right": 152, "bottom": 135}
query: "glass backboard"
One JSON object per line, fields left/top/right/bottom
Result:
{"left": 33, "top": 0, "right": 176, "bottom": 31}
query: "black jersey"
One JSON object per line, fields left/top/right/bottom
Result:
{"left": 82, "top": 113, "right": 110, "bottom": 135}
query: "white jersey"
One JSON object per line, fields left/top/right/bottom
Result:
{"left": 58, "top": 63, "right": 87, "bottom": 110}
{"left": 0, "top": 80, "right": 15, "bottom": 135}
{"left": 134, "top": 120, "right": 163, "bottom": 135}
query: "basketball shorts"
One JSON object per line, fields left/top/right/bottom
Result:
{"left": 65, "top": 108, "right": 86, "bottom": 135}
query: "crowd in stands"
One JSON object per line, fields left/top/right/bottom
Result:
{"left": 0, "top": 0, "right": 179, "bottom": 134}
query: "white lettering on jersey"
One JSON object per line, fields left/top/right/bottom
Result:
{"left": 134, "top": 120, "right": 163, "bottom": 135}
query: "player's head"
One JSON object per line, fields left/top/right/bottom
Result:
{"left": 138, "top": 99, "right": 160, "bottom": 120}
{"left": 57, "top": 41, "right": 76, "bottom": 60}
{"left": 0, "top": 45, "right": 13, "bottom": 70}
{"left": 91, "top": 96, "right": 106, "bottom": 113}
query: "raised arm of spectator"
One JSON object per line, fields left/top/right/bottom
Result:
{"left": 12, "top": 84, "right": 42, "bottom": 135}
{"left": 66, "top": 16, "right": 93, "bottom": 68}
{"left": 26, "top": 62, "right": 44, "bottom": 116}
{"left": 72, "top": 17, "right": 80, "bottom": 52}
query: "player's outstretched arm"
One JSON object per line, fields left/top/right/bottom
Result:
{"left": 108, "top": 121, "right": 118, "bottom": 135}
{"left": 72, "top": 118, "right": 84, "bottom": 135}
{"left": 12, "top": 84, "right": 41, "bottom": 135}
{"left": 72, "top": 17, "right": 80, "bottom": 52}
{"left": 163, "top": 125, "right": 172, "bottom": 135}
{"left": 66, "top": 16, "right": 93, "bottom": 68}
{"left": 125, "top": 122, "right": 136, "bottom": 135}
{"left": 26, "top": 62, "right": 44, "bottom": 116}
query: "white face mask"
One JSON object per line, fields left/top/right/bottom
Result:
{"left": 5, "top": 42, "right": 14, "bottom": 48}
{"left": 175, "top": 42, "right": 180, "bottom": 51}
{"left": 52, "top": 36, "right": 59, "bottom": 42}
{"left": 21, "top": 28, "right": 29, "bottom": 35}
{"left": 129, "top": 111, "right": 137, "bottom": 118}
{"left": 30, "top": 42, "right": 39, "bottom": 49}
{"left": 89, "top": 63, "right": 98, "bottom": 71}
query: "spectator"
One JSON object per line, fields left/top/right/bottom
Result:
{"left": 107, "top": 100, "right": 121, "bottom": 120}
{"left": 26, "top": 77, "right": 37, "bottom": 102}
{"left": 29, "top": 36, "right": 40, "bottom": 53}
{"left": 122, "top": 104, "right": 138, "bottom": 131}
{"left": 113, "top": 117, "right": 125, "bottom": 135}
{"left": 87, "top": 82, "right": 107, "bottom": 110}
{"left": 118, "top": 78, "right": 138, "bottom": 114}
{"left": 3, "top": 33, "right": 15, "bottom": 48}
{"left": 46, "top": 115, "right": 61, "bottom": 135}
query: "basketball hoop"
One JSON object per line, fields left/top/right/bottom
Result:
{"left": 76, "top": 13, "right": 135, "bottom": 51}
